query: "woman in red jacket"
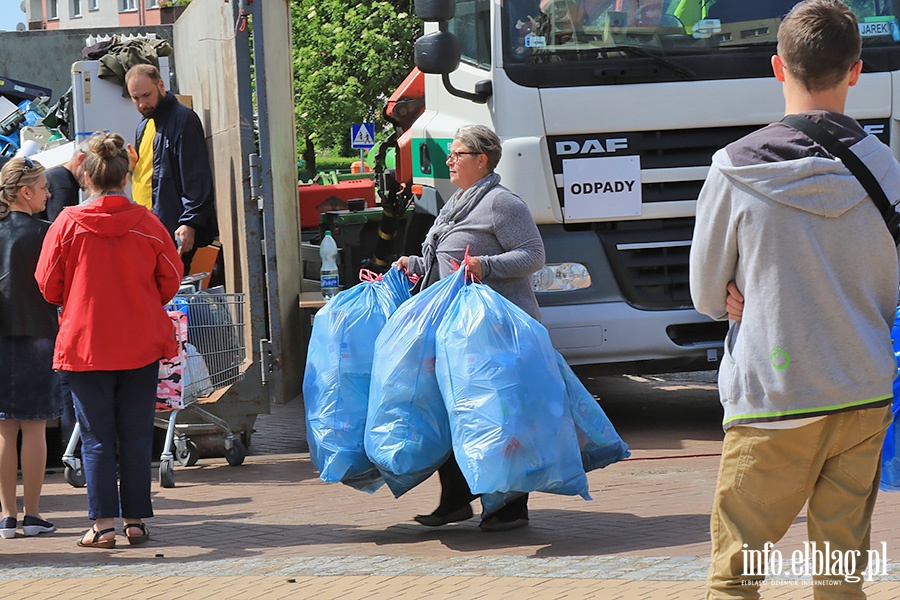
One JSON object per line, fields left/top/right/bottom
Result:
{"left": 36, "top": 132, "right": 182, "bottom": 549}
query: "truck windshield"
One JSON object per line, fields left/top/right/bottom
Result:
{"left": 503, "top": 0, "right": 900, "bottom": 85}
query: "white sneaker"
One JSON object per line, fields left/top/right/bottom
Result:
{"left": 0, "top": 517, "right": 16, "bottom": 539}
{"left": 22, "top": 515, "right": 55, "bottom": 536}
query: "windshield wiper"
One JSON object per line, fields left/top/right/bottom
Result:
{"left": 595, "top": 44, "right": 697, "bottom": 81}
{"left": 711, "top": 39, "right": 778, "bottom": 49}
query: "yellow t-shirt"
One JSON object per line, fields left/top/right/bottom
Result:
{"left": 132, "top": 118, "right": 156, "bottom": 210}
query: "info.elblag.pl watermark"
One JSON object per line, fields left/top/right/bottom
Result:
{"left": 741, "top": 542, "right": 889, "bottom": 584}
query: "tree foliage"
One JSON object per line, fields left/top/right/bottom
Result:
{"left": 291, "top": 0, "right": 420, "bottom": 175}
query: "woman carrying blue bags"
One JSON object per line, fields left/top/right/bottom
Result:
{"left": 396, "top": 124, "right": 545, "bottom": 532}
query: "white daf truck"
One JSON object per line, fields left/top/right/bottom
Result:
{"left": 398, "top": 0, "right": 898, "bottom": 375}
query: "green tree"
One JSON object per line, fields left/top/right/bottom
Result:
{"left": 291, "top": 0, "right": 420, "bottom": 177}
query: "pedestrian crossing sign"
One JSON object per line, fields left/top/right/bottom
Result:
{"left": 351, "top": 123, "right": 376, "bottom": 149}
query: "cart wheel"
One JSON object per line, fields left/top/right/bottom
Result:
{"left": 64, "top": 465, "right": 86, "bottom": 488}
{"left": 159, "top": 460, "right": 176, "bottom": 488}
{"left": 225, "top": 439, "right": 246, "bottom": 466}
{"left": 176, "top": 440, "right": 200, "bottom": 467}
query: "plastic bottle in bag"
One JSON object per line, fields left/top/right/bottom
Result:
{"left": 320, "top": 230, "right": 339, "bottom": 300}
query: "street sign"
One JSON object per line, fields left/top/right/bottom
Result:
{"left": 351, "top": 123, "right": 375, "bottom": 150}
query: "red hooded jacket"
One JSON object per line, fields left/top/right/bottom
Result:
{"left": 35, "top": 195, "right": 183, "bottom": 371}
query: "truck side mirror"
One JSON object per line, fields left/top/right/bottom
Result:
{"left": 412, "top": 8, "right": 491, "bottom": 104}
{"left": 414, "top": 0, "right": 455, "bottom": 22}
{"left": 415, "top": 31, "right": 461, "bottom": 75}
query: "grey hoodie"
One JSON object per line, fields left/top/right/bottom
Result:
{"left": 690, "top": 111, "right": 900, "bottom": 429}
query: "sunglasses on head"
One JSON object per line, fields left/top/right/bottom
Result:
{"left": 6, "top": 157, "right": 37, "bottom": 190}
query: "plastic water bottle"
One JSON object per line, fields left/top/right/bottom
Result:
{"left": 319, "top": 230, "right": 340, "bottom": 300}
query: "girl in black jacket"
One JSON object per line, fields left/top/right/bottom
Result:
{"left": 0, "top": 157, "right": 60, "bottom": 539}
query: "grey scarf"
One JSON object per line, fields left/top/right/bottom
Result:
{"left": 420, "top": 172, "right": 501, "bottom": 287}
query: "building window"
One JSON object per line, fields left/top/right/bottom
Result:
{"left": 146, "top": 0, "right": 159, "bottom": 7}
{"left": 120, "top": 0, "right": 136, "bottom": 11}
{"left": 47, "top": 0, "right": 59, "bottom": 19}
{"left": 89, "top": 0, "right": 98, "bottom": 10}
{"left": 72, "top": 0, "right": 81, "bottom": 17}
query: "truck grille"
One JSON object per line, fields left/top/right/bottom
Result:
{"left": 547, "top": 126, "right": 753, "bottom": 310}
{"left": 549, "top": 124, "right": 761, "bottom": 205}
{"left": 549, "top": 120, "right": 889, "bottom": 204}
{"left": 549, "top": 119, "right": 889, "bottom": 309}
{"left": 596, "top": 217, "right": 696, "bottom": 310}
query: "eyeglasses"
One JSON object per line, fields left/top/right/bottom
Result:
{"left": 447, "top": 151, "right": 479, "bottom": 162}
{"left": 5, "top": 157, "right": 36, "bottom": 190}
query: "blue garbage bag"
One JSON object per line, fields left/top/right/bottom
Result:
{"left": 435, "top": 282, "right": 589, "bottom": 508}
{"left": 303, "top": 273, "right": 411, "bottom": 493}
{"left": 365, "top": 267, "right": 466, "bottom": 497}
{"left": 555, "top": 351, "right": 630, "bottom": 472}
{"left": 880, "top": 306, "right": 900, "bottom": 491}
{"left": 379, "top": 264, "right": 416, "bottom": 307}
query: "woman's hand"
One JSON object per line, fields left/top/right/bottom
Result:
{"left": 394, "top": 256, "right": 410, "bottom": 271}
{"left": 467, "top": 256, "right": 483, "bottom": 280}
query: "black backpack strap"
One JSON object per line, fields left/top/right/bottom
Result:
{"left": 781, "top": 114, "right": 900, "bottom": 246}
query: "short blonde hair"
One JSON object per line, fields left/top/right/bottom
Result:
{"left": 0, "top": 157, "right": 46, "bottom": 220}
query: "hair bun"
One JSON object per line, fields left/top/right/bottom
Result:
{"left": 88, "top": 132, "right": 126, "bottom": 159}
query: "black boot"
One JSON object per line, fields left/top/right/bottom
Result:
{"left": 413, "top": 453, "right": 477, "bottom": 527}
{"left": 480, "top": 494, "right": 529, "bottom": 532}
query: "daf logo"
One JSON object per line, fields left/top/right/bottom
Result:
{"left": 864, "top": 124, "right": 885, "bottom": 136}
{"left": 556, "top": 138, "right": 629, "bottom": 155}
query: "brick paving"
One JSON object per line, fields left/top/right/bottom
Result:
{"left": 3, "top": 395, "right": 900, "bottom": 598}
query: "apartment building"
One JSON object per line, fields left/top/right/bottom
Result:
{"left": 26, "top": 0, "right": 182, "bottom": 30}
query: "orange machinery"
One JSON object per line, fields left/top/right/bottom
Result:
{"left": 297, "top": 178, "right": 376, "bottom": 230}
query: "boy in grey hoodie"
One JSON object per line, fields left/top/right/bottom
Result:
{"left": 690, "top": 1, "right": 899, "bottom": 597}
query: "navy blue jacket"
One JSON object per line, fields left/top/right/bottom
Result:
{"left": 135, "top": 91, "right": 217, "bottom": 247}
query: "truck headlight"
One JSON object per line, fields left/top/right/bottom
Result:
{"left": 532, "top": 263, "right": 591, "bottom": 292}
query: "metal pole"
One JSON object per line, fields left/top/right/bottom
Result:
{"left": 249, "top": 0, "right": 282, "bottom": 403}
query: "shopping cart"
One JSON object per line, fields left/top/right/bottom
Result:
{"left": 61, "top": 285, "right": 249, "bottom": 489}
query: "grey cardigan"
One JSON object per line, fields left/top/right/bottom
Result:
{"left": 407, "top": 184, "right": 545, "bottom": 320}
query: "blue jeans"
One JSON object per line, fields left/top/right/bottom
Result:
{"left": 68, "top": 362, "right": 158, "bottom": 520}
{"left": 58, "top": 372, "right": 77, "bottom": 449}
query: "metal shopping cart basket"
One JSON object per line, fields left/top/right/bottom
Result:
{"left": 61, "top": 285, "right": 249, "bottom": 489}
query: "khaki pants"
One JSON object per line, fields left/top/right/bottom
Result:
{"left": 707, "top": 405, "right": 892, "bottom": 599}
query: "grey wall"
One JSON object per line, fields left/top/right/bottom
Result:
{"left": 0, "top": 25, "right": 173, "bottom": 104}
